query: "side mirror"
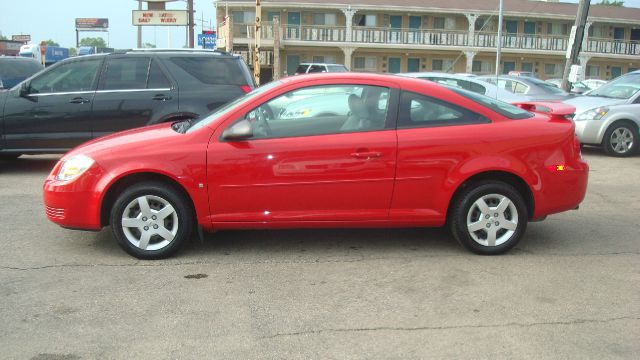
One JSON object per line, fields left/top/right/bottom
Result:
{"left": 19, "top": 82, "right": 29, "bottom": 97}
{"left": 222, "top": 119, "right": 253, "bottom": 141}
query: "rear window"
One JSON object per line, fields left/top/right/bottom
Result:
{"left": 327, "top": 65, "right": 348, "bottom": 72}
{"left": 450, "top": 87, "right": 534, "bottom": 120}
{"left": 169, "top": 57, "right": 248, "bottom": 86}
{"left": 295, "top": 65, "right": 310, "bottom": 74}
{"left": 0, "top": 59, "right": 42, "bottom": 79}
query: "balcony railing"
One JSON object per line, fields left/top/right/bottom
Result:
{"left": 225, "top": 24, "right": 640, "bottom": 56}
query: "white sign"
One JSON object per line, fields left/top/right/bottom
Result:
{"left": 566, "top": 25, "right": 577, "bottom": 59}
{"left": 132, "top": 10, "right": 188, "bottom": 26}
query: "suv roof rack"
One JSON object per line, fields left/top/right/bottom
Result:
{"left": 117, "top": 48, "right": 232, "bottom": 56}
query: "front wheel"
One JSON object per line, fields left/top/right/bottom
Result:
{"left": 603, "top": 122, "right": 638, "bottom": 157}
{"left": 110, "top": 182, "right": 193, "bottom": 259}
{"left": 449, "top": 181, "right": 528, "bottom": 255}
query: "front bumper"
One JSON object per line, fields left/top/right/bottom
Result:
{"left": 43, "top": 165, "right": 105, "bottom": 231}
{"left": 574, "top": 119, "right": 604, "bottom": 145}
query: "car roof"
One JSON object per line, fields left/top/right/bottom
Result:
{"left": 401, "top": 72, "right": 484, "bottom": 81}
{"left": 279, "top": 72, "right": 436, "bottom": 90}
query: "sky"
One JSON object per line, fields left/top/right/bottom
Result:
{"left": 0, "top": 0, "right": 639, "bottom": 49}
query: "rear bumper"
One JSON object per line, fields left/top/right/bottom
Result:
{"left": 533, "top": 160, "right": 589, "bottom": 218}
{"left": 43, "top": 167, "right": 104, "bottom": 231}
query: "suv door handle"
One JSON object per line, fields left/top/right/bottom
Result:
{"left": 350, "top": 151, "right": 382, "bottom": 159}
{"left": 152, "top": 94, "right": 172, "bottom": 101}
{"left": 69, "top": 97, "right": 90, "bottom": 104}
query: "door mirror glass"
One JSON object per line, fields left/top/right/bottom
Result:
{"left": 222, "top": 119, "right": 253, "bottom": 140}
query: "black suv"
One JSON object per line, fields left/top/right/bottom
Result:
{"left": 0, "top": 49, "right": 254, "bottom": 157}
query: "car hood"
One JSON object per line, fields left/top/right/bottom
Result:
{"left": 564, "top": 95, "right": 627, "bottom": 115}
{"left": 64, "top": 122, "right": 181, "bottom": 159}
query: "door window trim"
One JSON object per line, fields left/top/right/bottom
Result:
{"left": 27, "top": 58, "right": 104, "bottom": 96}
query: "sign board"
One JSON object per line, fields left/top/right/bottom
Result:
{"left": 132, "top": 10, "right": 188, "bottom": 26}
{"left": 566, "top": 25, "right": 577, "bottom": 59}
{"left": 569, "top": 65, "right": 583, "bottom": 83}
{"left": 76, "top": 18, "right": 109, "bottom": 29}
{"left": 197, "top": 33, "right": 217, "bottom": 49}
{"left": 11, "top": 34, "right": 31, "bottom": 42}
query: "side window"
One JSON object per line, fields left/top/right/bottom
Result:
{"left": 29, "top": 59, "right": 101, "bottom": 94}
{"left": 147, "top": 60, "right": 171, "bottom": 89}
{"left": 462, "top": 80, "right": 487, "bottom": 95}
{"left": 235, "top": 85, "right": 390, "bottom": 140}
{"left": 307, "top": 65, "right": 325, "bottom": 73}
{"left": 398, "top": 91, "right": 488, "bottom": 128}
{"left": 100, "top": 57, "right": 151, "bottom": 90}
{"left": 513, "top": 82, "right": 529, "bottom": 94}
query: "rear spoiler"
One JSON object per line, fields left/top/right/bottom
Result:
{"left": 514, "top": 102, "right": 575, "bottom": 118}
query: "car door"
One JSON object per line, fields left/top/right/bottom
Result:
{"left": 2, "top": 57, "right": 102, "bottom": 151}
{"left": 206, "top": 83, "right": 398, "bottom": 223}
{"left": 91, "top": 56, "right": 177, "bottom": 138}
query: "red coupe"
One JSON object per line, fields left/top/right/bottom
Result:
{"left": 44, "top": 73, "right": 588, "bottom": 259}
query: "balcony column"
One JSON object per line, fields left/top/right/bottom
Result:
{"left": 465, "top": 13, "right": 478, "bottom": 46}
{"left": 464, "top": 51, "right": 476, "bottom": 74}
{"left": 341, "top": 7, "right": 358, "bottom": 43}
{"left": 578, "top": 54, "right": 591, "bottom": 81}
{"left": 341, "top": 46, "right": 357, "bottom": 70}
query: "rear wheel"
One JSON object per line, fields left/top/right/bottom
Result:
{"left": 603, "top": 122, "right": 638, "bottom": 157}
{"left": 110, "top": 182, "right": 193, "bottom": 259}
{"left": 450, "top": 181, "right": 528, "bottom": 255}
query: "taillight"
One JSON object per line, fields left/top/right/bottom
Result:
{"left": 547, "top": 165, "right": 567, "bottom": 172}
{"left": 240, "top": 85, "right": 252, "bottom": 93}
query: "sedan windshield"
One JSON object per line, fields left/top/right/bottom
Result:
{"left": 187, "top": 80, "right": 282, "bottom": 133}
{"left": 587, "top": 73, "right": 640, "bottom": 99}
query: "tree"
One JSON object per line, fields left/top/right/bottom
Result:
{"left": 599, "top": 0, "right": 624, "bottom": 5}
{"left": 142, "top": 42, "right": 156, "bottom": 48}
{"left": 44, "top": 39, "right": 59, "bottom": 47}
{"left": 79, "top": 37, "right": 107, "bottom": 48}
{"left": 0, "top": 33, "right": 7, "bottom": 41}
{"left": 69, "top": 48, "right": 77, "bottom": 56}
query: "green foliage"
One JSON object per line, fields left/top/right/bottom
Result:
{"left": 142, "top": 42, "right": 156, "bottom": 48}
{"left": 599, "top": 0, "right": 624, "bottom": 6}
{"left": 69, "top": 48, "right": 77, "bottom": 56}
{"left": 0, "top": 33, "right": 7, "bottom": 40}
{"left": 44, "top": 39, "right": 59, "bottom": 47}
{"left": 79, "top": 37, "right": 107, "bottom": 48}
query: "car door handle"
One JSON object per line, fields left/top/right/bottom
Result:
{"left": 152, "top": 94, "right": 172, "bottom": 101}
{"left": 69, "top": 97, "right": 90, "bottom": 104}
{"left": 350, "top": 151, "right": 382, "bottom": 159}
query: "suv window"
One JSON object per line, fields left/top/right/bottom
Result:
{"left": 239, "top": 85, "right": 390, "bottom": 139}
{"left": 307, "top": 65, "right": 326, "bottom": 73}
{"left": 100, "top": 57, "right": 150, "bottom": 90}
{"left": 147, "top": 60, "right": 171, "bottom": 89}
{"left": 169, "top": 57, "right": 248, "bottom": 86}
{"left": 29, "top": 59, "right": 101, "bottom": 94}
{"left": 398, "top": 91, "right": 488, "bottom": 128}
{"left": 295, "top": 65, "right": 310, "bottom": 74}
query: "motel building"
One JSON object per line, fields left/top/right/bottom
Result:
{"left": 216, "top": 0, "right": 640, "bottom": 82}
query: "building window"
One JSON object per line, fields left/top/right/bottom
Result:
{"left": 232, "top": 11, "right": 255, "bottom": 24}
{"left": 472, "top": 60, "right": 492, "bottom": 74}
{"left": 544, "top": 63, "right": 561, "bottom": 76}
{"left": 313, "top": 13, "right": 337, "bottom": 26}
{"left": 355, "top": 14, "right": 377, "bottom": 27}
{"left": 521, "top": 62, "right": 534, "bottom": 73}
{"left": 313, "top": 55, "right": 336, "bottom": 64}
{"left": 547, "top": 23, "right": 568, "bottom": 35}
{"left": 354, "top": 56, "right": 377, "bottom": 71}
{"left": 432, "top": 59, "right": 454, "bottom": 72}
{"left": 433, "top": 17, "right": 445, "bottom": 29}
{"left": 586, "top": 65, "right": 600, "bottom": 78}
{"left": 475, "top": 18, "right": 495, "bottom": 32}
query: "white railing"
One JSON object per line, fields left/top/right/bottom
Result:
{"left": 585, "top": 37, "right": 640, "bottom": 56}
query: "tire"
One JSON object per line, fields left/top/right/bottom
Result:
{"left": 0, "top": 153, "right": 21, "bottom": 160}
{"left": 603, "top": 122, "right": 638, "bottom": 157}
{"left": 449, "top": 181, "right": 528, "bottom": 255}
{"left": 110, "top": 181, "right": 193, "bottom": 260}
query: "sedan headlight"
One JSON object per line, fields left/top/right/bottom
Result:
{"left": 56, "top": 154, "right": 95, "bottom": 181}
{"left": 574, "top": 106, "right": 609, "bottom": 121}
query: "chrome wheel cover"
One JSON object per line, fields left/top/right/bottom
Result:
{"left": 466, "top": 193, "right": 519, "bottom": 247}
{"left": 121, "top": 195, "right": 179, "bottom": 251}
{"left": 610, "top": 127, "right": 634, "bottom": 154}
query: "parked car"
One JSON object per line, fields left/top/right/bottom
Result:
{"left": 582, "top": 79, "right": 607, "bottom": 90}
{"left": 565, "top": 70, "right": 640, "bottom": 157}
{"left": 0, "top": 56, "right": 43, "bottom": 90}
{"left": 399, "top": 72, "right": 528, "bottom": 103}
{"left": 545, "top": 78, "right": 591, "bottom": 94}
{"left": 43, "top": 73, "right": 588, "bottom": 259}
{"left": 478, "top": 75, "right": 571, "bottom": 101}
{"left": 507, "top": 70, "right": 536, "bottom": 78}
{"left": 294, "top": 63, "right": 348, "bottom": 75}
{"left": 0, "top": 49, "right": 254, "bottom": 158}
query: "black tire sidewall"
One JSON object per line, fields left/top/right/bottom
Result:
{"left": 603, "top": 122, "right": 638, "bottom": 157}
{"left": 110, "top": 182, "right": 193, "bottom": 260}
{"left": 450, "top": 181, "right": 528, "bottom": 255}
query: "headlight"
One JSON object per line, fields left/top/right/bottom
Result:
{"left": 575, "top": 106, "right": 609, "bottom": 121}
{"left": 56, "top": 154, "right": 94, "bottom": 181}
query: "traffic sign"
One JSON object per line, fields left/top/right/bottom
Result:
{"left": 197, "top": 33, "right": 217, "bottom": 49}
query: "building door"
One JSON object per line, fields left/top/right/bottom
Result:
{"left": 388, "top": 57, "right": 401, "bottom": 73}
{"left": 287, "top": 12, "right": 301, "bottom": 39}
{"left": 502, "top": 61, "right": 515, "bottom": 74}
{"left": 389, "top": 15, "right": 402, "bottom": 43}
{"left": 521, "top": 62, "right": 533, "bottom": 73}
{"left": 611, "top": 66, "right": 622, "bottom": 79}
{"left": 408, "top": 16, "right": 421, "bottom": 43}
{"left": 505, "top": 20, "right": 518, "bottom": 47}
{"left": 523, "top": 21, "right": 536, "bottom": 48}
{"left": 407, "top": 58, "right": 420, "bottom": 72}
{"left": 286, "top": 55, "right": 300, "bottom": 76}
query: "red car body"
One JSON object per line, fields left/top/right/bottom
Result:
{"left": 44, "top": 73, "right": 588, "bottom": 251}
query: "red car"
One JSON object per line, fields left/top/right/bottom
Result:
{"left": 44, "top": 73, "right": 588, "bottom": 259}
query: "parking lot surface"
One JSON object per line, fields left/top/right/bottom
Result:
{"left": 1, "top": 149, "right": 638, "bottom": 359}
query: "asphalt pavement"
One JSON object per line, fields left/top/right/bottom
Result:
{"left": 0, "top": 148, "right": 638, "bottom": 359}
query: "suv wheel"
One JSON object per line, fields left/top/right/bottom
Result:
{"left": 603, "top": 122, "right": 638, "bottom": 157}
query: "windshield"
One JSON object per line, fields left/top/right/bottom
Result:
{"left": 587, "top": 73, "right": 640, "bottom": 99}
{"left": 450, "top": 87, "right": 533, "bottom": 120}
{"left": 187, "top": 80, "right": 282, "bottom": 133}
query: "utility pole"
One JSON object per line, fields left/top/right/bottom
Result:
{"left": 561, "top": 0, "right": 590, "bottom": 92}
{"left": 495, "top": 0, "right": 504, "bottom": 78}
{"left": 187, "top": 0, "right": 195, "bottom": 48}
{"left": 253, "top": 0, "right": 261, "bottom": 85}
{"left": 273, "top": 16, "right": 281, "bottom": 80}
{"left": 137, "top": 0, "right": 142, "bottom": 48}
